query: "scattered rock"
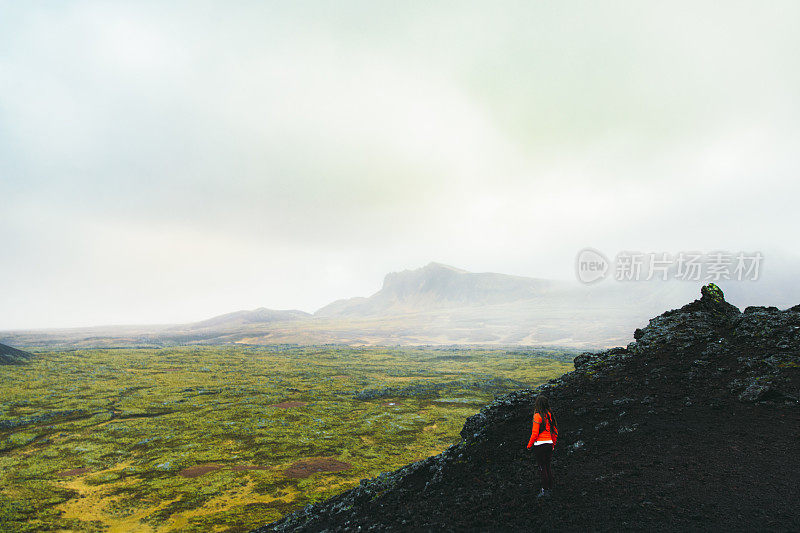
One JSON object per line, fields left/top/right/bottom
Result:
{"left": 738, "top": 380, "right": 773, "bottom": 402}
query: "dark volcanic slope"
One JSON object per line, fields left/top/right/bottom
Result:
{"left": 255, "top": 285, "right": 800, "bottom": 532}
{"left": 0, "top": 343, "right": 33, "bottom": 365}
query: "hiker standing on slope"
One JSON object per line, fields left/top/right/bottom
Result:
{"left": 527, "top": 395, "right": 558, "bottom": 498}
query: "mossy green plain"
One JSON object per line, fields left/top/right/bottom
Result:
{"left": 0, "top": 345, "right": 573, "bottom": 532}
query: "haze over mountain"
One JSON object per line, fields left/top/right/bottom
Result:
{"left": 188, "top": 308, "right": 311, "bottom": 330}
{"left": 2, "top": 263, "right": 798, "bottom": 350}
{"left": 316, "top": 263, "right": 566, "bottom": 317}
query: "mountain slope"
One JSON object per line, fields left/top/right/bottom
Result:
{"left": 255, "top": 285, "right": 800, "bottom": 532}
{"left": 0, "top": 343, "right": 33, "bottom": 365}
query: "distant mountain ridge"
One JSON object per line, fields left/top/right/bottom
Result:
{"left": 316, "top": 262, "right": 566, "bottom": 317}
{"left": 188, "top": 308, "right": 311, "bottom": 330}
{"left": 2, "top": 262, "right": 800, "bottom": 349}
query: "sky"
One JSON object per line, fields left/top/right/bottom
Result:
{"left": 1, "top": 1, "right": 799, "bottom": 329}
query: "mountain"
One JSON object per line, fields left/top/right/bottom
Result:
{"left": 315, "top": 263, "right": 713, "bottom": 347}
{"left": 315, "top": 262, "right": 565, "bottom": 317}
{"left": 0, "top": 307, "right": 312, "bottom": 349}
{"left": 255, "top": 285, "right": 799, "bottom": 532}
{"left": 2, "top": 263, "right": 799, "bottom": 349}
{"left": 182, "top": 308, "right": 311, "bottom": 330}
{"left": 0, "top": 343, "right": 33, "bottom": 365}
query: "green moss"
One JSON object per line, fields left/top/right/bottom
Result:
{"left": 0, "top": 345, "right": 572, "bottom": 531}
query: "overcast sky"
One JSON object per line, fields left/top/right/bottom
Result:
{"left": 2, "top": 1, "right": 799, "bottom": 329}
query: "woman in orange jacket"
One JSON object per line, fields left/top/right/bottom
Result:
{"left": 526, "top": 395, "right": 557, "bottom": 497}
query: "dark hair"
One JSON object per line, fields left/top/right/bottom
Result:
{"left": 534, "top": 395, "right": 557, "bottom": 435}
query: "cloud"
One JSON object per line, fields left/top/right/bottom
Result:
{"left": 1, "top": 1, "right": 798, "bottom": 328}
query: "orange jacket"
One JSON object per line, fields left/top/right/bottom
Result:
{"left": 527, "top": 411, "right": 557, "bottom": 448}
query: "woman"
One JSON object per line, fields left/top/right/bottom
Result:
{"left": 526, "top": 395, "right": 558, "bottom": 497}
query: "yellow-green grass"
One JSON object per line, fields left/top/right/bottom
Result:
{"left": 0, "top": 345, "right": 573, "bottom": 532}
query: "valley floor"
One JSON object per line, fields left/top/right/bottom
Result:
{"left": 0, "top": 345, "right": 573, "bottom": 532}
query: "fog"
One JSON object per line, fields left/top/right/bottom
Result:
{"left": 2, "top": 1, "right": 799, "bottom": 328}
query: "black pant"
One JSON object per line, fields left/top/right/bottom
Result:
{"left": 534, "top": 444, "right": 553, "bottom": 490}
